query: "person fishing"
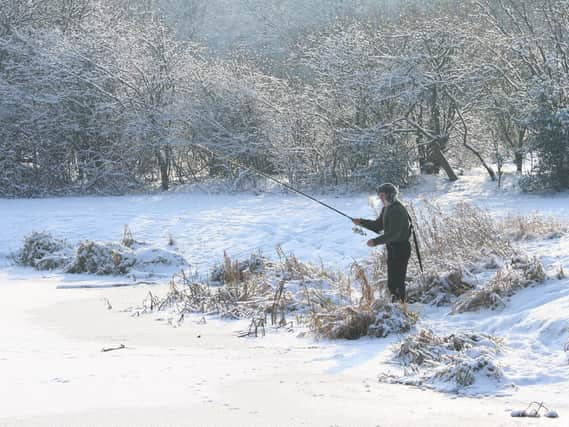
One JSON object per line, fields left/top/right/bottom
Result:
{"left": 352, "top": 183, "right": 411, "bottom": 303}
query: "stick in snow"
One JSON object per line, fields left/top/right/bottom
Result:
{"left": 101, "top": 344, "right": 126, "bottom": 352}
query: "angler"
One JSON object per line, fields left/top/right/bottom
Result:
{"left": 352, "top": 183, "right": 414, "bottom": 303}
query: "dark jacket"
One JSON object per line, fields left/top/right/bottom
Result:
{"left": 360, "top": 200, "right": 411, "bottom": 246}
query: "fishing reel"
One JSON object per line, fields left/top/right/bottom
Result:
{"left": 352, "top": 226, "right": 367, "bottom": 236}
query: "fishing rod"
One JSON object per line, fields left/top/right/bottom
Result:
{"left": 192, "top": 142, "right": 361, "bottom": 225}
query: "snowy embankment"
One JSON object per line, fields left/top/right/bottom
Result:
{"left": 1, "top": 168, "right": 568, "bottom": 426}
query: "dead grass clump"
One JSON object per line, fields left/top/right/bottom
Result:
{"left": 143, "top": 266, "right": 277, "bottom": 321}
{"left": 499, "top": 214, "right": 569, "bottom": 241}
{"left": 311, "top": 306, "right": 375, "bottom": 340}
{"left": 352, "top": 262, "right": 374, "bottom": 308}
{"left": 276, "top": 246, "right": 330, "bottom": 281}
{"left": 431, "top": 355, "right": 503, "bottom": 389}
{"left": 66, "top": 241, "right": 136, "bottom": 275}
{"left": 121, "top": 225, "right": 135, "bottom": 248}
{"left": 406, "top": 269, "right": 477, "bottom": 306}
{"left": 16, "top": 231, "right": 73, "bottom": 270}
{"left": 136, "top": 251, "right": 336, "bottom": 329}
{"left": 407, "top": 201, "right": 515, "bottom": 275}
{"left": 367, "top": 300, "right": 418, "bottom": 338}
{"left": 452, "top": 255, "right": 546, "bottom": 313}
{"left": 210, "top": 252, "right": 270, "bottom": 284}
{"left": 381, "top": 329, "right": 504, "bottom": 391}
{"left": 309, "top": 300, "right": 417, "bottom": 340}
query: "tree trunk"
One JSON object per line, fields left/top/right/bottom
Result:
{"left": 514, "top": 151, "right": 523, "bottom": 173}
{"left": 463, "top": 141, "right": 496, "bottom": 181}
{"left": 432, "top": 142, "right": 458, "bottom": 181}
{"left": 514, "top": 130, "right": 526, "bottom": 173}
{"left": 428, "top": 85, "right": 442, "bottom": 174}
{"left": 157, "top": 147, "right": 170, "bottom": 191}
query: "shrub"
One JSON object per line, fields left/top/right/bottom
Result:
{"left": 380, "top": 329, "right": 504, "bottom": 392}
{"left": 16, "top": 231, "right": 72, "bottom": 270}
{"left": 452, "top": 255, "right": 546, "bottom": 313}
{"left": 66, "top": 242, "right": 136, "bottom": 275}
{"left": 406, "top": 269, "right": 477, "bottom": 306}
{"left": 309, "top": 300, "right": 417, "bottom": 340}
{"left": 498, "top": 214, "right": 569, "bottom": 241}
{"left": 524, "top": 88, "right": 569, "bottom": 191}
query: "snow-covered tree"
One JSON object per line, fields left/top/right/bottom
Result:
{"left": 480, "top": 0, "right": 569, "bottom": 189}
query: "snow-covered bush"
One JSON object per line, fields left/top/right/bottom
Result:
{"left": 16, "top": 231, "right": 73, "bottom": 270}
{"left": 65, "top": 242, "right": 136, "bottom": 275}
{"left": 15, "top": 223, "right": 188, "bottom": 276}
{"left": 65, "top": 241, "right": 188, "bottom": 276}
{"left": 380, "top": 329, "right": 504, "bottom": 392}
{"left": 209, "top": 252, "right": 271, "bottom": 284}
{"left": 406, "top": 269, "right": 477, "bottom": 306}
{"left": 310, "top": 300, "right": 417, "bottom": 340}
{"left": 133, "top": 248, "right": 188, "bottom": 272}
{"left": 524, "top": 90, "right": 569, "bottom": 191}
{"left": 452, "top": 255, "right": 546, "bottom": 313}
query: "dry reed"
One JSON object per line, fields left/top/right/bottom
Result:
{"left": 452, "top": 255, "right": 546, "bottom": 313}
{"left": 498, "top": 214, "right": 569, "bottom": 241}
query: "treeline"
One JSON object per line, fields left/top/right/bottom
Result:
{"left": 1, "top": 0, "right": 568, "bottom": 197}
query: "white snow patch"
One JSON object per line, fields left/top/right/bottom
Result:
{"left": 1, "top": 167, "right": 569, "bottom": 424}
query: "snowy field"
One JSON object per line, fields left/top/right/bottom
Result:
{"left": 1, "top": 168, "right": 568, "bottom": 426}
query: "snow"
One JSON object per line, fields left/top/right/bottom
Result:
{"left": 1, "top": 167, "right": 568, "bottom": 425}
{"left": 0, "top": 192, "right": 371, "bottom": 273}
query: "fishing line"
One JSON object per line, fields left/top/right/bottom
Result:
{"left": 192, "top": 143, "right": 356, "bottom": 222}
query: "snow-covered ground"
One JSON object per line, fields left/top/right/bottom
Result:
{"left": 1, "top": 168, "right": 568, "bottom": 426}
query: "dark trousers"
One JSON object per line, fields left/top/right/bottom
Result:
{"left": 386, "top": 241, "right": 411, "bottom": 302}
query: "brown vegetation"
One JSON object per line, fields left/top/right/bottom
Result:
{"left": 452, "top": 255, "right": 546, "bottom": 313}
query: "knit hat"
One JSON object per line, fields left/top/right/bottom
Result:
{"left": 377, "top": 183, "right": 399, "bottom": 202}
